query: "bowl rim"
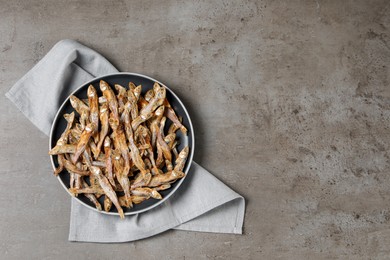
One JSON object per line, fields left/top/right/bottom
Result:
{"left": 49, "top": 72, "right": 195, "bottom": 216}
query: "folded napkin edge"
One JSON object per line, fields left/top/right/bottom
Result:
{"left": 68, "top": 215, "right": 181, "bottom": 243}
{"left": 174, "top": 224, "right": 242, "bottom": 234}
{"left": 175, "top": 194, "right": 244, "bottom": 225}
{"left": 68, "top": 194, "right": 244, "bottom": 243}
{"left": 5, "top": 91, "right": 50, "bottom": 135}
{"left": 175, "top": 195, "right": 245, "bottom": 235}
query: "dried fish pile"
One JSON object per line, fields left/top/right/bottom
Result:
{"left": 49, "top": 80, "right": 189, "bottom": 218}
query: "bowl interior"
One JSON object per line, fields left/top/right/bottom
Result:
{"left": 50, "top": 73, "right": 194, "bottom": 215}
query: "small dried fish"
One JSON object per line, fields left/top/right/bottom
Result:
{"left": 72, "top": 123, "right": 95, "bottom": 164}
{"left": 49, "top": 144, "right": 76, "bottom": 155}
{"left": 164, "top": 99, "right": 187, "bottom": 135}
{"left": 166, "top": 160, "right": 173, "bottom": 171}
{"left": 131, "top": 187, "right": 162, "bottom": 200}
{"left": 144, "top": 158, "right": 152, "bottom": 169}
{"left": 115, "top": 84, "right": 128, "bottom": 114}
{"left": 155, "top": 184, "right": 171, "bottom": 191}
{"left": 103, "top": 137, "right": 115, "bottom": 186}
{"left": 119, "top": 195, "right": 133, "bottom": 208}
{"left": 69, "top": 186, "right": 104, "bottom": 194}
{"left": 95, "top": 103, "right": 109, "bottom": 157}
{"left": 126, "top": 93, "right": 139, "bottom": 121}
{"left": 128, "top": 82, "right": 136, "bottom": 92}
{"left": 112, "top": 126, "right": 131, "bottom": 174}
{"left": 168, "top": 121, "right": 180, "bottom": 134}
{"left": 133, "top": 85, "right": 142, "bottom": 101}
{"left": 137, "top": 96, "right": 149, "bottom": 110}
{"left": 89, "top": 140, "right": 99, "bottom": 159}
{"left": 149, "top": 105, "right": 165, "bottom": 148}
{"left": 92, "top": 161, "right": 106, "bottom": 167}
{"left": 174, "top": 146, "right": 189, "bottom": 172}
{"left": 90, "top": 166, "right": 124, "bottom": 219}
{"left": 148, "top": 170, "right": 185, "bottom": 187}
{"left": 70, "top": 96, "right": 90, "bottom": 115}
{"left": 131, "top": 195, "right": 149, "bottom": 204}
{"left": 70, "top": 95, "right": 89, "bottom": 129}
{"left": 164, "top": 133, "right": 176, "bottom": 145}
{"left": 144, "top": 89, "right": 154, "bottom": 102}
{"left": 132, "top": 85, "right": 166, "bottom": 130}
{"left": 82, "top": 146, "right": 93, "bottom": 168}
{"left": 100, "top": 80, "right": 120, "bottom": 124}
{"left": 63, "top": 157, "right": 90, "bottom": 176}
{"left": 156, "top": 141, "right": 164, "bottom": 169}
{"left": 131, "top": 172, "right": 152, "bottom": 189}
{"left": 81, "top": 178, "right": 102, "bottom": 211}
{"left": 70, "top": 128, "right": 81, "bottom": 141}
{"left": 123, "top": 110, "right": 148, "bottom": 177}
{"left": 49, "top": 112, "right": 75, "bottom": 156}
{"left": 98, "top": 96, "right": 107, "bottom": 104}
{"left": 104, "top": 195, "right": 112, "bottom": 212}
{"left": 88, "top": 85, "right": 99, "bottom": 143}
{"left": 157, "top": 117, "right": 172, "bottom": 163}
{"left": 74, "top": 169, "right": 82, "bottom": 192}
{"left": 53, "top": 154, "right": 65, "bottom": 175}
{"left": 113, "top": 151, "right": 132, "bottom": 207}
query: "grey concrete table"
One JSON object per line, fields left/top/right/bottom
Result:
{"left": 1, "top": 0, "right": 389, "bottom": 259}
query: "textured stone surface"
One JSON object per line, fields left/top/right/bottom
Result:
{"left": 1, "top": 0, "right": 390, "bottom": 259}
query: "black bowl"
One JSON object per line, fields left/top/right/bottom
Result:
{"left": 49, "top": 72, "right": 194, "bottom": 216}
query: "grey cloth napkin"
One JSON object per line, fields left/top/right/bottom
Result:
{"left": 5, "top": 39, "right": 245, "bottom": 242}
